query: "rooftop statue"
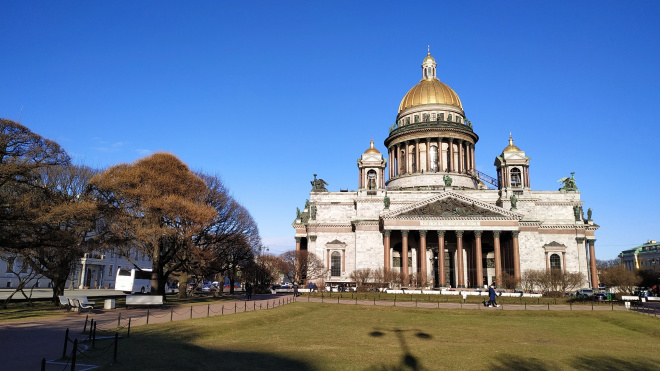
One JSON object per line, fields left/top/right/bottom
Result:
{"left": 443, "top": 174, "right": 453, "bottom": 187}
{"left": 558, "top": 172, "right": 578, "bottom": 192}
{"left": 311, "top": 174, "right": 328, "bottom": 192}
{"left": 587, "top": 208, "right": 592, "bottom": 220}
{"left": 510, "top": 194, "right": 518, "bottom": 210}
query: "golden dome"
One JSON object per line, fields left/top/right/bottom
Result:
{"left": 503, "top": 133, "right": 521, "bottom": 152}
{"left": 398, "top": 78, "right": 463, "bottom": 113}
{"left": 423, "top": 52, "right": 435, "bottom": 64}
{"left": 364, "top": 139, "right": 381, "bottom": 154}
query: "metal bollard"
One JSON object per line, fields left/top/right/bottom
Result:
{"left": 118, "top": 313, "right": 121, "bottom": 328}
{"left": 190, "top": 306, "right": 193, "bottom": 319}
{"left": 70, "top": 339, "right": 78, "bottom": 371}
{"left": 171, "top": 307, "right": 174, "bottom": 321}
{"left": 127, "top": 318, "right": 131, "bottom": 338}
{"left": 113, "top": 333, "right": 119, "bottom": 363}
{"left": 88, "top": 319, "right": 94, "bottom": 341}
{"left": 62, "top": 328, "right": 69, "bottom": 359}
{"left": 208, "top": 304, "right": 210, "bottom": 317}
{"left": 92, "top": 321, "right": 97, "bottom": 348}
{"left": 147, "top": 308, "right": 150, "bottom": 324}
{"left": 83, "top": 315, "right": 89, "bottom": 333}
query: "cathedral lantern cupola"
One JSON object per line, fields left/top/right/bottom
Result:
{"left": 358, "top": 139, "right": 387, "bottom": 191}
{"left": 385, "top": 50, "right": 479, "bottom": 190}
{"left": 494, "top": 133, "right": 531, "bottom": 192}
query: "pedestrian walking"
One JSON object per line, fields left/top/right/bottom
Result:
{"left": 488, "top": 285, "right": 499, "bottom": 307}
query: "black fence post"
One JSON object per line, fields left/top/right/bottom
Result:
{"left": 207, "top": 304, "right": 210, "bottom": 317}
{"left": 62, "top": 328, "right": 69, "bottom": 359}
{"left": 70, "top": 338, "right": 78, "bottom": 371}
{"left": 83, "top": 315, "right": 88, "bottom": 333}
{"left": 92, "top": 321, "right": 97, "bottom": 348}
{"left": 222, "top": 305, "right": 224, "bottom": 315}
{"left": 41, "top": 358, "right": 45, "bottom": 371}
{"left": 235, "top": 302, "right": 237, "bottom": 312}
{"left": 127, "top": 318, "right": 131, "bottom": 338}
{"left": 244, "top": 302, "right": 247, "bottom": 312}
{"left": 147, "top": 308, "right": 150, "bottom": 324}
{"left": 88, "top": 319, "right": 94, "bottom": 341}
{"left": 171, "top": 307, "right": 174, "bottom": 321}
{"left": 113, "top": 332, "right": 119, "bottom": 363}
{"left": 117, "top": 313, "right": 121, "bottom": 328}
{"left": 190, "top": 306, "right": 193, "bottom": 319}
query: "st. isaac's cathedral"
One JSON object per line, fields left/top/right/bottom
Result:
{"left": 293, "top": 52, "right": 599, "bottom": 289}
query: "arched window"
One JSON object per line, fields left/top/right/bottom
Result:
{"left": 429, "top": 145, "right": 439, "bottom": 172}
{"left": 367, "top": 170, "right": 377, "bottom": 190}
{"left": 510, "top": 168, "right": 522, "bottom": 187}
{"left": 550, "top": 254, "right": 561, "bottom": 270}
{"left": 331, "top": 252, "right": 341, "bottom": 277}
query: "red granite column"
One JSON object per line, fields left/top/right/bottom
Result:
{"left": 588, "top": 239, "right": 598, "bottom": 289}
{"left": 419, "top": 231, "right": 427, "bottom": 286}
{"left": 438, "top": 231, "right": 446, "bottom": 287}
{"left": 493, "top": 231, "right": 502, "bottom": 288}
{"left": 512, "top": 231, "right": 521, "bottom": 288}
{"left": 295, "top": 237, "right": 301, "bottom": 252}
{"left": 383, "top": 230, "right": 391, "bottom": 275}
{"left": 402, "top": 230, "right": 409, "bottom": 285}
{"left": 456, "top": 230, "right": 465, "bottom": 288}
{"left": 474, "top": 231, "right": 483, "bottom": 288}
{"left": 426, "top": 138, "right": 431, "bottom": 171}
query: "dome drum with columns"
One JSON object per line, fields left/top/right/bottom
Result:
{"left": 293, "top": 52, "right": 599, "bottom": 292}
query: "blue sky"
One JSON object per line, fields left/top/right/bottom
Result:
{"left": 1, "top": 1, "right": 658, "bottom": 260}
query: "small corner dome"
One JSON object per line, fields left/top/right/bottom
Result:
{"left": 503, "top": 134, "right": 522, "bottom": 152}
{"left": 364, "top": 139, "right": 381, "bottom": 155}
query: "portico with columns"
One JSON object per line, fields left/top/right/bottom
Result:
{"left": 292, "top": 51, "right": 599, "bottom": 290}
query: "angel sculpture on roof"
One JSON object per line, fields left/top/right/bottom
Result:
{"left": 311, "top": 174, "right": 328, "bottom": 192}
{"left": 557, "top": 172, "right": 578, "bottom": 192}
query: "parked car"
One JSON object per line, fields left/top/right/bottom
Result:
{"left": 574, "top": 289, "right": 594, "bottom": 298}
{"left": 594, "top": 293, "right": 611, "bottom": 301}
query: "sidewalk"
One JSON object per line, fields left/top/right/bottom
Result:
{"left": 0, "top": 293, "right": 290, "bottom": 370}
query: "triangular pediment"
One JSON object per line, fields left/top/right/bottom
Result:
{"left": 382, "top": 191, "right": 522, "bottom": 220}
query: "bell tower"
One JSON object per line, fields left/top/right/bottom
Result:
{"left": 357, "top": 139, "right": 387, "bottom": 191}
{"left": 494, "top": 134, "right": 531, "bottom": 192}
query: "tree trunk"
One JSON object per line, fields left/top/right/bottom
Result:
{"left": 178, "top": 272, "right": 189, "bottom": 299}
{"left": 51, "top": 277, "right": 67, "bottom": 305}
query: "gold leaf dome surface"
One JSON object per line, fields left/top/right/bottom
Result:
{"left": 503, "top": 134, "right": 521, "bottom": 152}
{"left": 398, "top": 78, "right": 463, "bottom": 113}
{"left": 364, "top": 139, "right": 381, "bottom": 154}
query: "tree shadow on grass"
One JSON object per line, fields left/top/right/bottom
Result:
{"left": 96, "top": 331, "right": 314, "bottom": 371}
{"left": 487, "top": 353, "right": 660, "bottom": 371}
{"left": 366, "top": 328, "right": 433, "bottom": 371}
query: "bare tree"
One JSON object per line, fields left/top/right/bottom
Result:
{"left": 599, "top": 265, "right": 641, "bottom": 294}
{"left": 280, "top": 250, "right": 326, "bottom": 284}
{"left": 349, "top": 268, "right": 372, "bottom": 291}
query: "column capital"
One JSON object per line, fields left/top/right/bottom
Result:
{"left": 419, "top": 230, "right": 427, "bottom": 237}
{"left": 383, "top": 230, "right": 391, "bottom": 237}
{"left": 295, "top": 237, "right": 302, "bottom": 242}
{"left": 512, "top": 231, "right": 520, "bottom": 238}
{"left": 401, "top": 230, "right": 409, "bottom": 237}
{"left": 414, "top": 138, "right": 420, "bottom": 143}
{"left": 455, "top": 230, "right": 464, "bottom": 238}
{"left": 437, "top": 230, "right": 445, "bottom": 237}
{"left": 575, "top": 237, "right": 585, "bottom": 244}
{"left": 473, "top": 230, "right": 482, "bottom": 238}
{"left": 587, "top": 238, "right": 597, "bottom": 244}
{"left": 492, "top": 230, "right": 501, "bottom": 238}
{"left": 309, "top": 236, "right": 317, "bottom": 242}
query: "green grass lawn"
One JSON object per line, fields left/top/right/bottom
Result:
{"left": 90, "top": 302, "right": 660, "bottom": 370}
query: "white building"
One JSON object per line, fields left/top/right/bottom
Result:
{"left": 293, "top": 52, "right": 599, "bottom": 289}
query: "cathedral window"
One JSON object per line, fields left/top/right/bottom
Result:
{"left": 405, "top": 117, "right": 410, "bottom": 125}
{"left": 431, "top": 113, "right": 436, "bottom": 121}
{"left": 550, "top": 254, "right": 561, "bottom": 270}
{"left": 331, "top": 252, "right": 341, "bottom": 276}
{"left": 439, "top": 113, "right": 444, "bottom": 121}
{"left": 448, "top": 114, "right": 452, "bottom": 122}
{"left": 422, "top": 113, "right": 428, "bottom": 122}
{"left": 414, "top": 115, "right": 419, "bottom": 123}
{"left": 367, "top": 170, "right": 377, "bottom": 190}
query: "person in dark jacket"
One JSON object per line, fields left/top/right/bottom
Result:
{"left": 488, "top": 285, "right": 499, "bottom": 307}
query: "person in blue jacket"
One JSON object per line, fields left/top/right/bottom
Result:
{"left": 488, "top": 285, "right": 499, "bottom": 307}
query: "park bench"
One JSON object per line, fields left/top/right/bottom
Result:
{"left": 58, "top": 296, "right": 71, "bottom": 310}
{"left": 69, "top": 298, "right": 94, "bottom": 313}
{"left": 68, "top": 296, "right": 95, "bottom": 306}
{"left": 126, "top": 295, "right": 163, "bottom": 309}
